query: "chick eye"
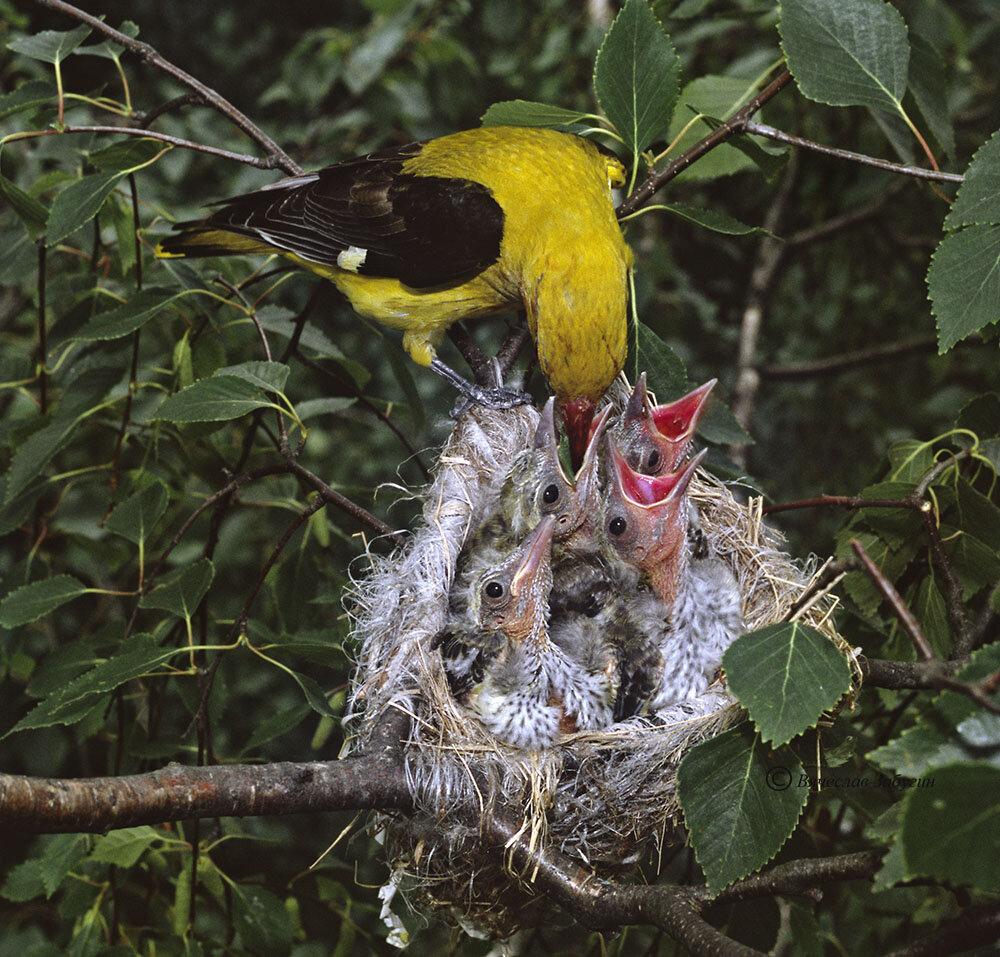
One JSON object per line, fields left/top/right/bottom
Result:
{"left": 608, "top": 516, "right": 628, "bottom": 537}
{"left": 541, "top": 483, "right": 560, "bottom": 505}
{"left": 646, "top": 450, "right": 661, "bottom": 471}
{"left": 484, "top": 581, "right": 505, "bottom": 600}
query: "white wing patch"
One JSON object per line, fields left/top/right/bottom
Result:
{"left": 337, "top": 245, "right": 369, "bottom": 272}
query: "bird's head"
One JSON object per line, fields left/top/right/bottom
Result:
{"left": 615, "top": 375, "right": 716, "bottom": 476}
{"left": 499, "top": 399, "right": 611, "bottom": 544}
{"left": 602, "top": 443, "right": 705, "bottom": 601}
{"left": 476, "top": 516, "right": 555, "bottom": 646}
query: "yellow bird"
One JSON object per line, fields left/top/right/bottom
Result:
{"left": 156, "top": 126, "right": 633, "bottom": 465}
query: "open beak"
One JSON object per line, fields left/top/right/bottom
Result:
{"left": 574, "top": 404, "right": 612, "bottom": 501}
{"left": 610, "top": 444, "right": 707, "bottom": 508}
{"left": 651, "top": 379, "right": 717, "bottom": 442}
{"left": 561, "top": 397, "right": 596, "bottom": 473}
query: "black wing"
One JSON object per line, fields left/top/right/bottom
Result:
{"left": 184, "top": 141, "right": 504, "bottom": 288}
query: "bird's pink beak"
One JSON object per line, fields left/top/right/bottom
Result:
{"left": 611, "top": 444, "right": 706, "bottom": 508}
{"left": 651, "top": 379, "right": 717, "bottom": 443}
{"left": 510, "top": 515, "right": 556, "bottom": 597}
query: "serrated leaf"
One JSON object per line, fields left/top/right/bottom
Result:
{"left": 0, "top": 575, "right": 87, "bottom": 628}
{"left": 74, "top": 288, "right": 190, "bottom": 341}
{"left": 908, "top": 33, "right": 954, "bottom": 159}
{"left": 886, "top": 438, "right": 935, "bottom": 483}
{"left": 215, "top": 360, "right": 290, "bottom": 394}
{"left": 869, "top": 642, "right": 1000, "bottom": 776}
{"left": 104, "top": 481, "right": 169, "bottom": 546}
{"left": 956, "top": 393, "right": 1000, "bottom": 441}
{"left": 139, "top": 559, "right": 214, "bottom": 619}
{"left": 87, "top": 138, "right": 166, "bottom": 173}
{"left": 723, "top": 623, "right": 851, "bottom": 745}
{"left": 231, "top": 885, "right": 294, "bottom": 957}
{"left": 664, "top": 77, "right": 762, "bottom": 181}
{"left": 74, "top": 20, "right": 139, "bottom": 60}
{"left": 0, "top": 860, "right": 45, "bottom": 902}
{"left": 659, "top": 202, "right": 771, "bottom": 236}
{"left": 481, "top": 100, "right": 590, "bottom": 129}
{"left": 594, "top": 0, "right": 680, "bottom": 156}
{"left": 89, "top": 827, "right": 161, "bottom": 867}
{"left": 944, "top": 130, "right": 1000, "bottom": 229}
{"left": 3, "top": 634, "right": 182, "bottom": 738}
{"left": 1, "top": 173, "right": 49, "bottom": 240}
{"left": 46, "top": 172, "right": 125, "bottom": 246}
{"left": 0, "top": 80, "right": 56, "bottom": 120}
{"left": 154, "top": 376, "right": 275, "bottom": 423}
{"left": 677, "top": 723, "right": 808, "bottom": 895}
{"left": 632, "top": 321, "right": 688, "bottom": 395}
{"left": 779, "top": 0, "right": 910, "bottom": 116}
{"left": 957, "top": 711, "right": 1000, "bottom": 748}
{"left": 900, "top": 763, "right": 1000, "bottom": 892}
{"left": 39, "top": 834, "right": 90, "bottom": 898}
{"left": 7, "top": 25, "right": 90, "bottom": 64}
{"left": 912, "top": 577, "right": 950, "bottom": 657}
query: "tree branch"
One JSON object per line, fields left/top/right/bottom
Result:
{"left": 758, "top": 336, "right": 938, "bottom": 380}
{"left": 0, "top": 756, "right": 411, "bottom": 833}
{"left": 618, "top": 70, "right": 794, "bottom": 216}
{"left": 31, "top": 0, "right": 301, "bottom": 174}
{"left": 882, "top": 902, "right": 1000, "bottom": 956}
{"left": 742, "top": 122, "right": 964, "bottom": 185}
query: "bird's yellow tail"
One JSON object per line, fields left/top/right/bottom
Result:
{"left": 156, "top": 226, "right": 274, "bottom": 259}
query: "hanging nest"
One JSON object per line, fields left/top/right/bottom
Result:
{"left": 343, "top": 381, "right": 856, "bottom": 940}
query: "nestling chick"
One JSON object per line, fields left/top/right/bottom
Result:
{"left": 437, "top": 517, "right": 616, "bottom": 748}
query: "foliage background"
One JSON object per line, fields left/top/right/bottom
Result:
{"left": 1, "top": 0, "right": 998, "bottom": 954}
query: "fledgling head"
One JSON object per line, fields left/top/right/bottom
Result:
{"left": 601, "top": 443, "right": 706, "bottom": 602}
{"left": 613, "top": 374, "right": 716, "bottom": 476}
{"left": 474, "top": 516, "right": 555, "bottom": 647}
{"left": 497, "top": 399, "right": 611, "bottom": 546}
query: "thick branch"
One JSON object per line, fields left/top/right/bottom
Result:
{"left": 31, "top": 0, "right": 301, "bottom": 174}
{"left": 0, "top": 756, "right": 411, "bottom": 833}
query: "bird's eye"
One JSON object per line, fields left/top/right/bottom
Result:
{"left": 542, "top": 483, "right": 560, "bottom": 505}
{"left": 646, "top": 450, "right": 661, "bottom": 471}
{"left": 608, "top": 516, "right": 628, "bottom": 537}
{"left": 484, "top": 581, "right": 505, "bottom": 600}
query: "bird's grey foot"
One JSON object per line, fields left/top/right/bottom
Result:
{"left": 430, "top": 357, "right": 533, "bottom": 418}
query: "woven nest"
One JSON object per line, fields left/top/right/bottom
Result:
{"left": 343, "top": 380, "right": 855, "bottom": 940}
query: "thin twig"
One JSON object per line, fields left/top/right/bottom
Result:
{"left": 921, "top": 509, "right": 973, "bottom": 653}
{"left": 136, "top": 92, "right": 206, "bottom": 129}
{"left": 37, "top": 241, "right": 48, "bottom": 413}
{"left": 852, "top": 538, "right": 935, "bottom": 660}
{"left": 31, "top": 0, "right": 301, "bottom": 174}
{"left": 743, "top": 122, "right": 965, "bottom": 185}
{"left": 227, "top": 496, "right": 327, "bottom": 641}
{"left": 758, "top": 336, "right": 938, "bottom": 379}
{"left": 784, "top": 179, "right": 906, "bottom": 246}
{"left": 617, "top": 69, "right": 793, "bottom": 217}
{"left": 11, "top": 125, "right": 288, "bottom": 171}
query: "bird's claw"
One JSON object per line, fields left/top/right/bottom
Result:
{"left": 450, "top": 386, "right": 534, "bottom": 419}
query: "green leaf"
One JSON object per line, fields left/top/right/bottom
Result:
{"left": 4, "top": 416, "right": 78, "bottom": 503}
{"left": 677, "top": 723, "right": 808, "bottom": 895}
{"left": 295, "top": 397, "right": 356, "bottom": 420}
{"left": 0, "top": 860, "right": 45, "bottom": 902}
{"left": 89, "top": 827, "right": 161, "bottom": 868}
{"left": 155, "top": 376, "right": 275, "bottom": 423}
{"left": 907, "top": 33, "right": 954, "bottom": 159}
{"left": 698, "top": 400, "right": 753, "bottom": 446}
{"left": 722, "top": 623, "right": 852, "bottom": 745}
{"left": 0, "top": 80, "right": 56, "bottom": 120}
{"left": 74, "top": 288, "right": 190, "bottom": 341}
{"left": 594, "top": 0, "right": 680, "bottom": 156}
{"left": 231, "top": 885, "right": 295, "bottom": 957}
{"left": 869, "top": 642, "right": 1000, "bottom": 776}
{"left": 779, "top": 0, "right": 910, "bottom": 115}
{"left": 3, "top": 634, "right": 182, "bottom": 738}
{"left": 215, "top": 360, "right": 290, "bottom": 394}
{"left": 481, "top": 100, "right": 591, "bottom": 129}
{"left": 0, "top": 576, "right": 87, "bottom": 628}
{"left": 632, "top": 321, "right": 688, "bottom": 396}
{"left": 659, "top": 202, "right": 772, "bottom": 236}
{"left": 257, "top": 306, "right": 371, "bottom": 386}
{"left": 1, "top": 173, "right": 49, "bottom": 240}
{"left": 242, "top": 703, "right": 312, "bottom": 752}
{"left": 385, "top": 343, "right": 425, "bottom": 436}
{"left": 104, "top": 481, "right": 169, "bottom": 546}
{"left": 900, "top": 763, "right": 1000, "bottom": 892}
{"left": 39, "top": 835, "right": 90, "bottom": 898}
{"left": 87, "top": 138, "right": 166, "bottom": 173}
{"left": 7, "top": 25, "right": 90, "bottom": 64}
{"left": 47, "top": 172, "right": 125, "bottom": 246}
{"left": 74, "top": 20, "right": 140, "bottom": 60}
{"left": 944, "top": 130, "right": 1000, "bottom": 229}
{"left": 139, "top": 559, "right": 214, "bottom": 619}
{"left": 927, "top": 226, "right": 1000, "bottom": 355}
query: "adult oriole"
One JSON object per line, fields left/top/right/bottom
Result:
{"left": 157, "top": 126, "right": 633, "bottom": 466}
